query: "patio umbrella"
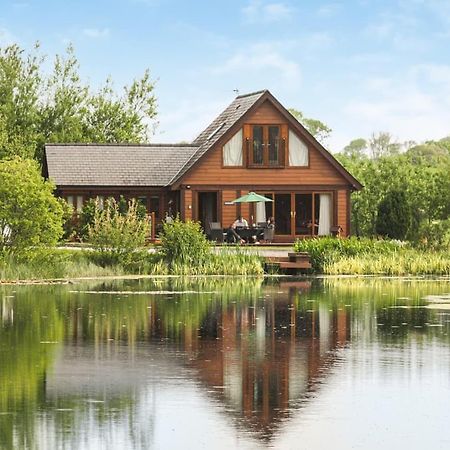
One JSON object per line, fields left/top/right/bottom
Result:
{"left": 232, "top": 192, "right": 273, "bottom": 225}
{"left": 231, "top": 192, "right": 273, "bottom": 203}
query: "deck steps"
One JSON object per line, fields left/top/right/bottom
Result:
{"left": 265, "top": 252, "right": 312, "bottom": 272}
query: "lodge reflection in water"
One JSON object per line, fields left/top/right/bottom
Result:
{"left": 183, "top": 282, "right": 350, "bottom": 437}
{"left": 0, "top": 278, "right": 449, "bottom": 449}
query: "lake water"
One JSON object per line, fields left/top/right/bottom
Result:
{"left": 1, "top": 276, "right": 450, "bottom": 449}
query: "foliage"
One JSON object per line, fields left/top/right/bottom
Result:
{"left": 375, "top": 189, "right": 411, "bottom": 240}
{"left": 369, "top": 132, "right": 401, "bottom": 158}
{"left": 336, "top": 145, "right": 450, "bottom": 239}
{"left": 294, "top": 236, "right": 449, "bottom": 275}
{"left": 324, "top": 250, "right": 450, "bottom": 276}
{"left": 87, "top": 198, "right": 149, "bottom": 267}
{"left": 416, "top": 219, "right": 450, "bottom": 251}
{"left": 293, "top": 236, "right": 405, "bottom": 272}
{"left": 159, "top": 218, "right": 211, "bottom": 269}
{"left": 78, "top": 198, "right": 98, "bottom": 238}
{"left": 0, "top": 43, "right": 157, "bottom": 164}
{"left": 288, "top": 108, "right": 332, "bottom": 143}
{"left": 342, "top": 138, "right": 368, "bottom": 159}
{"left": 0, "top": 157, "right": 64, "bottom": 254}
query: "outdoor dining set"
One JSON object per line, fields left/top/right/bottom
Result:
{"left": 206, "top": 192, "right": 275, "bottom": 244}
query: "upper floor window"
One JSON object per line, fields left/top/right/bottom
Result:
{"left": 248, "top": 125, "right": 285, "bottom": 167}
{"left": 223, "top": 129, "right": 243, "bottom": 166}
{"left": 288, "top": 129, "right": 309, "bottom": 166}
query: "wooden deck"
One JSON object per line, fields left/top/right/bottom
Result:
{"left": 266, "top": 252, "right": 312, "bottom": 273}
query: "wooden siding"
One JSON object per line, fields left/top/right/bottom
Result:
{"left": 245, "top": 99, "right": 286, "bottom": 124}
{"left": 181, "top": 101, "right": 349, "bottom": 187}
{"left": 337, "top": 190, "right": 348, "bottom": 236}
{"left": 183, "top": 189, "right": 193, "bottom": 221}
{"left": 222, "top": 190, "right": 238, "bottom": 227}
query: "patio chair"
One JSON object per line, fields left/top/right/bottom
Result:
{"left": 263, "top": 227, "right": 274, "bottom": 243}
{"left": 208, "top": 222, "right": 224, "bottom": 243}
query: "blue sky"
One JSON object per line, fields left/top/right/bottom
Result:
{"left": 1, "top": 0, "right": 450, "bottom": 151}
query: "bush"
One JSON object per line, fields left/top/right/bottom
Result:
{"left": 417, "top": 219, "right": 450, "bottom": 250}
{"left": 376, "top": 189, "right": 411, "bottom": 240}
{"left": 159, "top": 218, "right": 211, "bottom": 269}
{"left": 87, "top": 198, "right": 149, "bottom": 267}
{"left": 0, "top": 157, "right": 64, "bottom": 254}
{"left": 294, "top": 236, "right": 405, "bottom": 272}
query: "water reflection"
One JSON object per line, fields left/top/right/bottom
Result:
{"left": 1, "top": 277, "right": 449, "bottom": 449}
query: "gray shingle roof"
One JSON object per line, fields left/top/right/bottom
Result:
{"left": 45, "top": 144, "right": 199, "bottom": 187}
{"left": 169, "top": 90, "right": 267, "bottom": 184}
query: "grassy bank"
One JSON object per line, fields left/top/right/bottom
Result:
{"left": 294, "top": 237, "right": 450, "bottom": 276}
{"left": 0, "top": 247, "right": 264, "bottom": 282}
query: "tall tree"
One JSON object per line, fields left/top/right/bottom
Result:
{"left": 288, "top": 108, "right": 332, "bottom": 143}
{"left": 342, "top": 138, "right": 368, "bottom": 159}
{"left": 0, "top": 43, "right": 158, "bottom": 164}
{"left": 369, "top": 132, "right": 401, "bottom": 159}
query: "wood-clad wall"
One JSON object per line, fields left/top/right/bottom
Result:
{"left": 182, "top": 100, "right": 349, "bottom": 187}
{"left": 337, "top": 190, "right": 348, "bottom": 236}
{"left": 183, "top": 189, "right": 193, "bottom": 221}
{"left": 222, "top": 190, "right": 238, "bottom": 227}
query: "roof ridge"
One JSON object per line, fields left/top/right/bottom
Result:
{"left": 236, "top": 89, "right": 268, "bottom": 99}
{"left": 45, "top": 143, "right": 198, "bottom": 148}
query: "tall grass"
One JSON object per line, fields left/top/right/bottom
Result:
{"left": 0, "top": 250, "right": 122, "bottom": 282}
{"left": 325, "top": 250, "right": 450, "bottom": 276}
{"left": 293, "top": 236, "right": 449, "bottom": 275}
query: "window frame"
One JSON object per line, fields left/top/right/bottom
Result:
{"left": 246, "top": 124, "right": 285, "bottom": 168}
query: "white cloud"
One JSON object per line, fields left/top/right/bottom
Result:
{"left": 334, "top": 64, "right": 450, "bottom": 150}
{"left": 82, "top": 28, "right": 110, "bottom": 39}
{"left": 210, "top": 43, "right": 301, "bottom": 87}
{"left": 242, "top": 0, "right": 293, "bottom": 23}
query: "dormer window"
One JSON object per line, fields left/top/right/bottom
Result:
{"left": 247, "top": 125, "right": 285, "bottom": 167}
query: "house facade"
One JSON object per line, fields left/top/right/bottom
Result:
{"left": 45, "top": 90, "right": 362, "bottom": 242}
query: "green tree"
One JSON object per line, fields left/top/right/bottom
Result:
{"left": 342, "top": 138, "right": 368, "bottom": 159}
{"left": 288, "top": 108, "right": 332, "bottom": 143}
{"left": 369, "top": 132, "right": 401, "bottom": 159}
{"left": 376, "top": 189, "right": 411, "bottom": 239}
{"left": 0, "top": 43, "right": 158, "bottom": 164}
{"left": 0, "top": 157, "right": 64, "bottom": 253}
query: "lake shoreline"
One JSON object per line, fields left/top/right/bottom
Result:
{"left": 1, "top": 272, "right": 448, "bottom": 286}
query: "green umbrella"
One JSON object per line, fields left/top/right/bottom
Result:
{"left": 231, "top": 192, "right": 273, "bottom": 203}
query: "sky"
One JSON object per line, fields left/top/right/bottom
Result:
{"left": 1, "top": 0, "right": 450, "bottom": 151}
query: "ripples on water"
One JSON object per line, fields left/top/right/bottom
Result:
{"left": 0, "top": 277, "right": 449, "bottom": 449}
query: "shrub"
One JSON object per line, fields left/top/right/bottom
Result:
{"left": 417, "top": 219, "right": 450, "bottom": 250}
{"left": 0, "top": 157, "right": 64, "bottom": 254}
{"left": 376, "top": 189, "right": 411, "bottom": 240}
{"left": 293, "top": 236, "right": 405, "bottom": 272}
{"left": 159, "top": 218, "right": 211, "bottom": 269}
{"left": 87, "top": 198, "right": 149, "bottom": 267}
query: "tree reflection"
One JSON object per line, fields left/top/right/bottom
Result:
{"left": 0, "top": 277, "right": 449, "bottom": 448}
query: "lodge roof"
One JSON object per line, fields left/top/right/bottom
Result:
{"left": 44, "top": 89, "right": 362, "bottom": 190}
{"left": 45, "top": 143, "right": 199, "bottom": 187}
{"left": 170, "top": 90, "right": 266, "bottom": 183}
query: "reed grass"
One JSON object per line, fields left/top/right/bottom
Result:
{"left": 325, "top": 250, "right": 450, "bottom": 276}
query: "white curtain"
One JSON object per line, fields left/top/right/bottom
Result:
{"left": 318, "top": 194, "right": 332, "bottom": 236}
{"left": 289, "top": 129, "right": 308, "bottom": 166}
{"left": 223, "top": 129, "right": 243, "bottom": 166}
{"left": 255, "top": 201, "right": 266, "bottom": 224}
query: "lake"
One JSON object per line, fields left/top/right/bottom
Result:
{"left": 1, "top": 276, "right": 450, "bottom": 449}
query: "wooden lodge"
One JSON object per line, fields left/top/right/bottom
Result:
{"left": 44, "top": 90, "right": 362, "bottom": 242}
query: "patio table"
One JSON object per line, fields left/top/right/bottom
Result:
{"left": 235, "top": 227, "right": 265, "bottom": 243}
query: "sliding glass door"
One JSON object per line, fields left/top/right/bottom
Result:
{"left": 271, "top": 192, "right": 333, "bottom": 239}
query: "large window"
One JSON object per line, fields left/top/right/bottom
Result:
{"left": 289, "top": 130, "right": 309, "bottom": 166}
{"left": 248, "top": 125, "right": 284, "bottom": 167}
{"left": 223, "top": 129, "right": 243, "bottom": 166}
